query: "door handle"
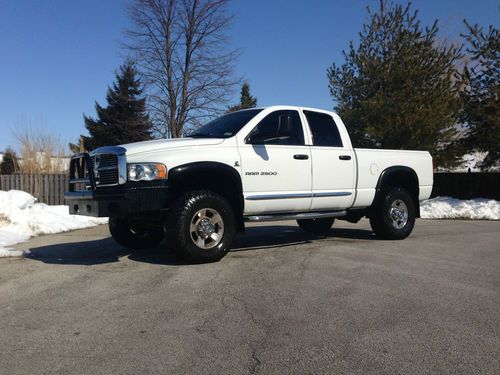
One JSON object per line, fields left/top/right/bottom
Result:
{"left": 294, "top": 154, "right": 309, "bottom": 160}
{"left": 339, "top": 155, "right": 351, "bottom": 160}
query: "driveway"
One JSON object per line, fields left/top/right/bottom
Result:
{"left": 0, "top": 219, "right": 499, "bottom": 374}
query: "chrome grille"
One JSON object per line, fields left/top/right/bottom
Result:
{"left": 95, "top": 154, "right": 117, "bottom": 168}
{"left": 91, "top": 153, "right": 119, "bottom": 186}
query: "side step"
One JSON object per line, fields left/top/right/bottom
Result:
{"left": 244, "top": 210, "right": 347, "bottom": 222}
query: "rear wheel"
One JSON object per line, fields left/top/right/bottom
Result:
{"left": 166, "top": 191, "right": 236, "bottom": 263}
{"left": 370, "top": 187, "right": 415, "bottom": 240}
{"left": 297, "top": 217, "right": 335, "bottom": 234}
{"left": 109, "top": 216, "right": 164, "bottom": 250}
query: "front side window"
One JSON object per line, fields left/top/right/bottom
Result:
{"left": 246, "top": 110, "right": 305, "bottom": 146}
{"left": 189, "top": 109, "right": 263, "bottom": 138}
{"left": 304, "top": 110, "right": 343, "bottom": 147}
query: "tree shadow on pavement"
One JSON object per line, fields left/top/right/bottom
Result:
{"left": 25, "top": 225, "right": 375, "bottom": 266}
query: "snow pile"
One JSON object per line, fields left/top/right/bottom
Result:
{"left": 0, "top": 190, "right": 107, "bottom": 257}
{"left": 421, "top": 196, "right": 500, "bottom": 220}
{"left": 0, "top": 230, "right": 31, "bottom": 257}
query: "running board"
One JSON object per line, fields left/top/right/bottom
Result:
{"left": 244, "top": 211, "right": 347, "bottom": 222}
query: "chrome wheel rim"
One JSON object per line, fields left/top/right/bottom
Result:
{"left": 189, "top": 208, "right": 224, "bottom": 249}
{"left": 389, "top": 199, "right": 409, "bottom": 229}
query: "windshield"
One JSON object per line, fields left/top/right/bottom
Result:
{"left": 189, "top": 109, "right": 263, "bottom": 138}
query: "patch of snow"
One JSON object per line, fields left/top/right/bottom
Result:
{"left": 421, "top": 196, "right": 500, "bottom": 220}
{"left": 452, "top": 151, "right": 489, "bottom": 172}
{"left": 458, "top": 152, "right": 487, "bottom": 172}
{"left": 0, "top": 230, "right": 30, "bottom": 257}
{"left": 0, "top": 190, "right": 107, "bottom": 257}
{"left": 437, "top": 151, "right": 499, "bottom": 173}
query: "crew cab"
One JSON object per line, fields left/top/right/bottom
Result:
{"left": 65, "top": 106, "right": 433, "bottom": 262}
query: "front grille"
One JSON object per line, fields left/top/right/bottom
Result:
{"left": 97, "top": 169, "right": 119, "bottom": 185}
{"left": 91, "top": 153, "right": 119, "bottom": 186}
{"left": 96, "top": 154, "right": 117, "bottom": 168}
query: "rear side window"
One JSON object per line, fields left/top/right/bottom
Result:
{"left": 246, "top": 110, "right": 305, "bottom": 146}
{"left": 304, "top": 110, "right": 343, "bottom": 147}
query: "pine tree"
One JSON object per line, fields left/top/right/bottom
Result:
{"left": 228, "top": 83, "right": 257, "bottom": 112}
{"left": 461, "top": 22, "right": 499, "bottom": 170}
{"left": 82, "top": 60, "right": 153, "bottom": 150}
{"left": 327, "top": 1, "right": 463, "bottom": 168}
{"left": 0, "top": 147, "right": 18, "bottom": 175}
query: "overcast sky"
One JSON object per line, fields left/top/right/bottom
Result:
{"left": 0, "top": 0, "right": 498, "bottom": 152}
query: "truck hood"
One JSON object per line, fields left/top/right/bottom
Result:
{"left": 121, "top": 138, "right": 224, "bottom": 156}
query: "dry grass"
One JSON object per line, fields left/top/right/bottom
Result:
{"left": 14, "top": 126, "right": 67, "bottom": 174}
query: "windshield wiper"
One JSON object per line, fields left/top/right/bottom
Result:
{"left": 189, "top": 132, "right": 214, "bottom": 138}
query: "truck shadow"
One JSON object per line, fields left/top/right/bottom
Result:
{"left": 25, "top": 237, "right": 186, "bottom": 266}
{"left": 230, "top": 225, "right": 375, "bottom": 252}
{"left": 25, "top": 225, "right": 376, "bottom": 266}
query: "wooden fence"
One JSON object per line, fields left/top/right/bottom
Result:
{"left": 431, "top": 172, "right": 500, "bottom": 200}
{"left": 0, "top": 174, "right": 69, "bottom": 205}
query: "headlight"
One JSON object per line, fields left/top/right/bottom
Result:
{"left": 128, "top": 163, "right": 167, "bottom": 181}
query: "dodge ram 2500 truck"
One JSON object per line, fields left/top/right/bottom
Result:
{"left": 65, "top": 106, "right": 433, "bottom": 262}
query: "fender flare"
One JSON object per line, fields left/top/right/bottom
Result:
{"left": 374, "top": 166, "right": 420, "bottom": 217}
{"left": 168, "top": 161, "right": 242, "bottom": 191}
{"left": 168, "top": 161, "right": 245, "bottom": 227}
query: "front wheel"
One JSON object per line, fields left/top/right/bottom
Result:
{"left": 109, "top": 216, "right": 164, "bottom": 250}
{"left": 370, "top": 187, "right": 416, "bottom": 240}
{"left": 297, "top": 217, "right": 335, "bottom": 234}
{"left": 166, "top": 191, "right": 236, "bottom": 263}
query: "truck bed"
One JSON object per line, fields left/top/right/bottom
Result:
{"left": 353, "top": 148, "right": 433, "bottom": 208}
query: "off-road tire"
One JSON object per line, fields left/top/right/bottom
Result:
{"left": 370, "top": 187, "right": 416, "bottom": 240}
{"left": 109, "top": 216, "right": 164, "bottom": 250}
{"left": 166, "top": 190, "right": 236, "bottom": 263}
{"left": 297, "top": 218, "right": 335, "bottom": 234}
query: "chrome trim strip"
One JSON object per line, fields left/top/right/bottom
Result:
{"left": 245, "top": 210, "right": 347, "bottom": 222}
{"left": 90, "top": 146, "right": 126, "bottom": 156}
{"left": 245, "top": 193, "right": 312, "bottom": 201}
{"left": 312, "top": 191, "right": 352, "bottom": 198}
{"left": 118, "top": 154, "right": 127, "bottom": 185}
{"left": 245, "top": 191, "right": 352, "bottom": 200}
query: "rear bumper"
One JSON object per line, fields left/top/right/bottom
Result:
{"left": 64, "top": 185, "right": 173, "bottom": 217}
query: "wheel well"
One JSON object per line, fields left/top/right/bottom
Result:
{"left": 168, "top": 162, "right": 245, "bottom": 230}
{"left": 374, "top": 166, "right": 420, "bottom": 217}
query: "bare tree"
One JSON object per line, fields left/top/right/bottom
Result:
{"left": 126, "top": 0, "right": 240, "bottom": 138}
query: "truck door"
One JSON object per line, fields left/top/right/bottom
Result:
{"left": 238, "top": 109, "right": 312, "bottom": 215}
{"left": 303, "top": 110, "right": 356, "bottom": 210}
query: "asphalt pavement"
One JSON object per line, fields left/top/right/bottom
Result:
{"left": 0, "top": 219, "right": 499, "bottom": 374}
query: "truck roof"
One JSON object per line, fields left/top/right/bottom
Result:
{"left": 242, "top": 105, "right": 336, "bottom": 116}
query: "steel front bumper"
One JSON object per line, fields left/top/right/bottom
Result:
{"left": 64, "top": 151, "right": 172, "bottom": 217}
{"left": 64, "top": 185, "right": 172, "bottom": 217}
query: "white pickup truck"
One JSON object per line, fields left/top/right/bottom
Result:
{"left": 65, "top": 106, "right": 433, "bottom": 262}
